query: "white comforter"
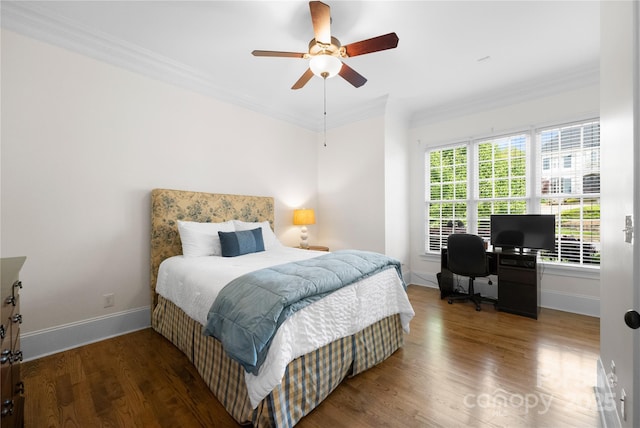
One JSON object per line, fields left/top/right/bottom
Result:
{"left": 155, "top": 247, "right": 415, "bottom": 408}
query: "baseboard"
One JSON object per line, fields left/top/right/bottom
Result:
{"left": 21, "top": 306, "right": 151, "bottom": 361}
{"left": 409, "top": 271, "right": 440, "bottom": 289}
{"left": 596, "top": 357, "right": 622, "bottom": 428}
{"left": 409, "top": 270, "right": 600, "bottom": 317}
{"left": 540, "top": 289, "right": 600, "bottom": 317}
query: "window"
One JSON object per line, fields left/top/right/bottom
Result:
{"left": 426, "top": 145, "right": 467, "bottom": 251}
{"left": 425, "top": 119, "right": 600, "bottom": 267}
{"left": 476, "top": 134, "right": 528, "bottom": 239}
{"left": 538, "top": 121, "right": 600, "bottom": 264}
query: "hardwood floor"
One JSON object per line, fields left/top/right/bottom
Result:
{"left": 23, "top": 286, "right": 601, "bottom": 427}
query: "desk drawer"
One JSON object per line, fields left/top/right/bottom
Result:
{"left": 498, "top": 266, "right": 536, "bottom": 285}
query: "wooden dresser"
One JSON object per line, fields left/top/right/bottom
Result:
{"left": 1, "top": 257, "right": 25, "bottom": 427}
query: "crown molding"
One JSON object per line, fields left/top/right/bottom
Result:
{"left": 2, "top": 2, "right": 600, "bottom": 132}
{"left": 326, "top": 95, "right": 388, "bottom": 129}
{"left": 0, "top": 1, "right": 320, "bottom": 130}
{"left": 409, "top": 64, "right": 600, "bottom": 129}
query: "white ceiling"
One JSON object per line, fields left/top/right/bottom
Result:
{"left": 1, "top": 1, "right": 600, "bottom": 131}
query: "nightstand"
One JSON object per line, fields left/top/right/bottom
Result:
{"left": 308, "top": 245, "right": 329, "bottom": 252}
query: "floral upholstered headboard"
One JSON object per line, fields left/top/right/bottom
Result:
{"left": 150, "top": 188, "right": 274, "bottom": 308}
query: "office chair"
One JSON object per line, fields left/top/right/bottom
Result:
{"left": 446, "top": 233, "right": 496, "bottom": 311}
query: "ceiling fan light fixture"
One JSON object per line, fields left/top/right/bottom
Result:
{"left": 252, "top": 1, "right": 398, "bottom": 89}
{"left": 309, "top": 54, "right": 342, "bottom": 79}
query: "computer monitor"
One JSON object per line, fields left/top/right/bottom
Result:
{"left": 490, "top": 214, "right": 556, "bottom": 252}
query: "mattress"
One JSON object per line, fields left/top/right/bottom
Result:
{"left": 155, "top": 246, "right": 415, "bottom": 407}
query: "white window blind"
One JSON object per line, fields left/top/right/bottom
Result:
{"left": 538, "top": 121, "right": 600, "bottom": 264}
{"left": 425, "top": 145, "right": 468, "bottom": 252}
{"left": 476, "top": 134, "right": 528, "bottom": 239}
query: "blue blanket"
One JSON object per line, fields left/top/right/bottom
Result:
{"left": 203, "top": 250, "right": 404, "bottom": 374}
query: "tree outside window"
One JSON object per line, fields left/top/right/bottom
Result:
{"left": 426, "top": 146, "right": 467, "bottom": 251}
{"left": 476, "top": 134, "right": 528, "bottom": 239}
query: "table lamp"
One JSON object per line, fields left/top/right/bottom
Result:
{"left": 293, "top": 208, "right": 316, "bottom": 249}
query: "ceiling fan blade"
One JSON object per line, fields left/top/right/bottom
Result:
{"left": 338, "top": 63, "right": 367, "bottom": 88}
{"left": 252, "top": 50, "right": 306, "bottom": 58}
{"left": 292, "top": 68, "right": 315, "bottom": 90}
{"left": 310, "top": 1, "right": 331, "bottom": 45}
{"left": 343, "top": 32, "right": 399, "bottom": 57}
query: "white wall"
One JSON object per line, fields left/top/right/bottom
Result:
{"left": 384, "top": 98, "right": 411, "bottom": 269}
{"left": 408, "top": 85, "right": 601, "bottom": 316}
{"left": 317, "top": 116, "right": 386, "bottom": 253}
{"left": 315, "top": 99, "right": 411, "bottom": 277}
{"left": 1, "top": 30, "right": 318, "bottom": 343}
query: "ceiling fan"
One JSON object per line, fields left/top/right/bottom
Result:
{"left": 252, "top": 1, "right": 399, "bottom": 90}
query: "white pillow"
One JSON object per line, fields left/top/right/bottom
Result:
{"left": 177, "top": 220, "right": 235, "bottom": 257}
{"left": 232, "top": 220, "right": 282, "bottom": 250}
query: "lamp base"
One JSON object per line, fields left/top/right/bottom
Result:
{"left": 299, "top": 226, "right": 309, "bottom": 249}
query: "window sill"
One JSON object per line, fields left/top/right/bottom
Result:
{"left": 421, "top": 252, "right": 600, "bottom": 280}
{"left": 539, "top": 261, "right": 600, "bottom": 280}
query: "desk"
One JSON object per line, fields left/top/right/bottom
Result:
{"left": 439, "top": 248, "right": 540, "bottom": 319}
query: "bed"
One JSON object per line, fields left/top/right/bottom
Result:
{"left": 150, "top": 188, "right": 414, "bottom": 427}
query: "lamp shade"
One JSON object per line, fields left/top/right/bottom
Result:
{"left": 293, "top": 209, "right": 316, "bottom": 226}
{"left": 309, "top": 54, "right": 342, "bottom": 78}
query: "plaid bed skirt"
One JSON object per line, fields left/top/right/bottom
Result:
{"left": 152, "top": 295, "right": 404, "bottom": 427}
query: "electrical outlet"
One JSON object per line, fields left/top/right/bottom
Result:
{"left": 103, "top": 293, "right": 115, "bottom": 308}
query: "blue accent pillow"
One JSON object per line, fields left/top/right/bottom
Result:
{"left": 218, "top": 228, "right": 265, "bottom": 257}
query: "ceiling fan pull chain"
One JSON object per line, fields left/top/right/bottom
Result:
{"left": 323, "top": 76, "right": 327, "bottom": 147}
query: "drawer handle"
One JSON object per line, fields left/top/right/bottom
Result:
{"left": 4, "top": 296, "right": 15, "bottom": 306}
{"left": 13, "top": 280, "right": 22, "bottom": 290}
{"left": 1, "top": 399, "right": 14, "bottom": 417}
{"left": 11, "top": 314, "right": 22, "bottom": 324}
{"left": 0, "top": 325, "right": 4, "bottom": 340}
{"left": 10, "top": 350, "right": 22, "bottom": 363}
{"left": 0, "top": 350, "right": 11, "bottom": 364}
